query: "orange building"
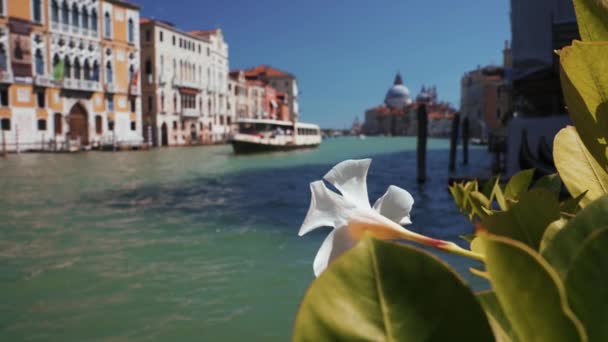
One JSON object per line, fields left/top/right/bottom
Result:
{"left": 0, "top": 0, "right": 142, "bottom": 152}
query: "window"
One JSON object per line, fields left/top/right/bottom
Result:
{"left": 73, "top": 58, "right": 81, "bottom": 79}
{"left": 108, "top": 120, "right": 114, "bottom": 131}
{"left": 173, "top": 94, "right": 177, "bottom": 112}
{"left": 106, "top": 94, "right": 114, "bottom": 112}
{"left": 179, "top": 38, "right": 182, "bottom": 48}
{"left": 37, "top": 119, "right": 47, "bottom": 131}
{"left": 91, "top": 9, "right": 98, "bottom": 32}
{"left": 145, "top": 58, "right": 152, "bottom": 76}
{"left": 0, "top": 44, "right": 6, "bottom": 72}
{"left": 95, "top": 115, "right": 102, "bottom": 134}
{"left": 130, "top": 121, "right": 136, "bottom": 131}
{"left": 104, "top": 11, "right": 111, "bottom": 38}
{"left": 33, "top": 0, "right": 42, "bottom": 23}
{"left": 53, "top": 113, "right": 62, "bottom": 135}
{"left": 147, "top": 96, "right": 152, "bottom": 112}
{"left": 92, "top": 61, "right": 99, "bottom": 81}
{"left": 36, "top": 89, "right": 45, "bottom": 108}
{"left": 105, "top": 61, "right": 112, "bottom": 83}
{"left": 51, "top": 0, "right": 59, "bottom": 22}
{"left": 172, "top": 35, "right": 176, "bottom": 45}
{"left": 160, "top": 92, "right": 164, "bottom": 112}
{"left": 61, "top": 0, "right": 69, "bottom": 25}
{"left": 198, "top": 44, "right": 201, "bottom": 53}
{"left": 159, "top": 30, "right": 163, "bottom": 42}
{"left": 82, "top": 8, "right": 88, "bottom": 30}
{"left": 207, "top": 47, "right": 210, "bottom": 56}
{"left": 83, "top": 59, "right": 91, "bottom": 80}
{"left": 128, "top": 19, "right": 135, "bottom": 43}
{"left": 130, "top": 97, "right": 136, "bottom": 113}
{"left": 129, "top": 64, "right": 134, "bottom": 83}
{"left": 34, "top": 49, "right": 44, "bottom": 75}
{"left": 71, "top": 3, "right": 79, "bottom": 29}
{"left": 64, "top": 58, "right": 71, "bottom": 78}
{"left": 1, "top": 118, "right": 10, "bottom": 131}
{"left": 172, "top": 121, "right": 177, "bottom": 129}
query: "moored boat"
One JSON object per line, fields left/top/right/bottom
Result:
{"left": 231, "top": 118, "right": 322, "bottom": 154}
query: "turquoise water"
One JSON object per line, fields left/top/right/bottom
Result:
{"left": 0, "top": 137, "right": 485, "bottom": 341}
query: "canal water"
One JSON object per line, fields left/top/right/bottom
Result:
{"left": 0, "top": 137, "right": 487, "bottom": 341}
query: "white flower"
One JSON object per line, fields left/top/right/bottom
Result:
{"left": 299, "top": 159, "right": 429, "bottom": 277}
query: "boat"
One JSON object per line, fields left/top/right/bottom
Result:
{"left": 230, "top": 118, "right": 322, "bottom": 154}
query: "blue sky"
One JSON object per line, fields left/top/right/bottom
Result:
{"left": 137, "top": 0, "right": 510, "bottom": 128}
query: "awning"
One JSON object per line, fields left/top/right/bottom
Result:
{"left": 178, "top": 87, "right": 201, "bottom": 95}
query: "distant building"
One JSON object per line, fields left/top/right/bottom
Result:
{"left": 243, "top": 65, "right": 299, "bottom": 121}
{"left": 362, "top": 73, "right": 455, "bottom": 137}
{"left": 190, "top": 29, "right": 233, "bottom": 142}
{"left": 139, "top": 18, "right": 212, "bottom": 146}
{"left": 0, "top": 0, "right": 143, "bottom": 152}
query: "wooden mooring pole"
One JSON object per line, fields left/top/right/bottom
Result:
{"left": 462, "top": 116, "right": 469, "bottom": 165}
{"left": 417, "top": 103, "right": 428, "bottom": 183}
{"left": 449, "top": 113, "right": 460, "bottom": 172}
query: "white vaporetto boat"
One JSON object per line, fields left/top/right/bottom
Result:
{"left": 231, "top": 118, "right": 322, "bottom": 154}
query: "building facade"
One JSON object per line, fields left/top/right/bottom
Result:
{"left": 190, "top": 29, "right": 233, "bottom": 143}
{"left": 243, "top": 65, "right": 298, "bottom": 121}
{"left": 139, "top": 18, "right": 212, "bottom": 146}
{"left": 0, "top": 0, "right": 143, "bottom": 152}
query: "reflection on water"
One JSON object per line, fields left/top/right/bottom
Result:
{"left": 0, "top": 137, "right": 487, "bottom": 341}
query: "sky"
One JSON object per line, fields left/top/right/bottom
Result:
{"left": 136, "top": 0, "right": 511, "bottom": 129}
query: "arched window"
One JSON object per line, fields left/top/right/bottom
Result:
{"left": 128, "top": 18, "right": 134, "bottom": 43}
{"left": 33, "top": 0, "right": 42, "bottom": 22}
{"left": 0, "top": 44, "right": 6, "bottom": 72}
{"left": 61, "top": 0, "right": 69, "bottom": 25}
{"left": 83, "top": 59, "right": 91, "bottom": 80}
{"left": 173, "top": 94, "right": 177, "bottom": 112}
{"left": 104, "top": 12, "right": 111, "bottom": 38}
{"left": 160, "top": 92, "right": 164, "bottom": 112}
{"left": 91, "top": 9, "right": 98, "bottom": 33}
{"left": 105, "top": 61, "right": 112, "bottom": 83}
{"left": 92, "top": 60, "right": 99, "bottom": 81}
{"left": 71, "top": 3, "right": 79, "bottom": 29}
{"left": 73, "top": 58, "right": 81, "bottom": 79}
{"left": 64, "top": 58, "right": 71, "bottom": 78}
{"left": 35, "top": 49, "right": 44, "bottom": 75}
{"left": 82, "top": 7, "right": 89, "bottom": 30}
{"left": 51, "top": 0, "right": 59, "bottom": 23}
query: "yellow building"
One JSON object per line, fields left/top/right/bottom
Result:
{"left": 0, "top": 0, "right": 142, "bottom": 152}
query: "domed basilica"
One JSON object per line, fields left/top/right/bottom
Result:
{"left": 362, "top": 73, "right": 456, "bottom": 137}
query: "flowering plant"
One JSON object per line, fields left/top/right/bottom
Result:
{"left": 293, "top": 1, "right": 608, "bottom": 341}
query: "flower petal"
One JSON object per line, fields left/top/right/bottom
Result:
{"left": 372, "top": 185, "right": 414, "bottom": 225}
{"left": 323, "top": 159, "right": 372, "bottom": 209}
{"left": 313, "top": 227, "right": 358, "bottom": 277}
{"left": 299, "top": 181, "right": 356, "bottom": 236}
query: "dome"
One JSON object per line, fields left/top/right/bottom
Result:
{"left": 385, "top": 80, "right": 412, "bottom": 109}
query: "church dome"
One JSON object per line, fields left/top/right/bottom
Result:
{"left": 384, "top": 73, "right": 412, "bottom": 109}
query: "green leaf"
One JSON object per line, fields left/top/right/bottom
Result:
{"left": 482, "top": 175, "right": 499, "bottom": 199}
{"left": 468, "top": 191, "right": 491, "bottom": 221}
{"left": 477, "top": 291, "right": 519, "bottom": 342}
{"left": 543, "top": 195, "right": 608, "bottom": 279}
{"left": 293, "top": 237, "right": 494, "bottom": 341}
{"left": 561, "top": 192, "right": 587, "bottom": 216}
{"left": 540, "top": 218, "right": 568, "bottom": 253}
{"left": 553, "top": 126, "right": 608, "bottom": 207}
{"left": 493, "top": 180, "right": 508, "bottom": 211}
{"left": 504, "top": 169, "right": 535, "bottom": 201}
{"left": 481, "top": 188, "right": 561, "bottom": 250}
{"left": 480, "top": 234, "right": 587, "bottom": 342}
{"left": 565, "top": 227, "right": 608, "bottom": 342}
{"left": 573, "top": 0, "right": 608, "bottom": 41}
{"left": 534, "top": 173, "right": 562, "bottom": 195}
{"left": 559, "top": 41, "right": 608, "bottom": 168}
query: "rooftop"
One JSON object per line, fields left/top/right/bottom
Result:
{"left": 244, "top": 65, "right": 294, "bottom": 79}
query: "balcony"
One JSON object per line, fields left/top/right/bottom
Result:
{"left": 34, "top": 75, "right": 53, "bottom": 87}
{"left": 51, "top": 21, "right": 59, "bottom": 30}
{"left": 104, "top": 83, "right": 116, "bottom": 93}
{"left": 62, "top": 23, "right": 69, "bottom": 32}
{"left": 181, "top": 108, "right": 199, "bottom": 118}
{"left": 0, "top": 72, "right": 14, "bottom": 84}
{"left": 62, "top": 79, "right": 100, "bottom": 92}
{"left": 173, "top": 77, "right": 202, "bottom": 90}
{"left": 81, "top": 80, "right": 101, "bottom": 92}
